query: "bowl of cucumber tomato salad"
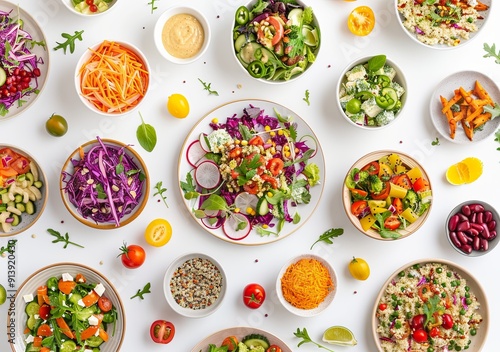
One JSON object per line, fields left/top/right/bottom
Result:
{"left": 61, "top": 0, "right": 118, "bottom": 16}
{"left": 232, "top": 0, "right": 321, "bottom": 83}
{"left": 337, "top": 55, "right": 407, "bottom": 129}
{"left": 11, "top": 263, "right": 125, "bottom": 352}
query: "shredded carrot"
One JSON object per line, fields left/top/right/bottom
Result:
{"left": 78, "top": 40, "right": 149, "bottom": 114}
{"left": 281, "top": 258, "right": 334, "bottom": 310}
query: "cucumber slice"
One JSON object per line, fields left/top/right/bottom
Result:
{"left": 11, "top": 213, "right": 21, "bottom": 226}
{"left": 256, "top": 197, "right": 269, "bottom": 215}
{"left": 25, "top": 301, "right": 40, "bottom": 315}
{"left": 60, "top": 340, "right": 77, "bottom": 352}
{"left": 85, "top": 335, "right": 104, "bottom": 347}
{"left": 0, "top": 67, "right": 6, "bottom": 86}
{"left": 243, "top": 337, "right": 270, "bottom": 348}
{"left": 26, "top": 315, "right": 37, "bottom": 330}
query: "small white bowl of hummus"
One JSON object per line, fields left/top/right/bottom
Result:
{"left": 154, "top": 6, "right": 211, "bottom": 64}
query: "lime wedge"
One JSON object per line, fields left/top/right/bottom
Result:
{"left": 302, "top": 27, "right": 319, "bottom": 47}
{"left": 322, "top": 326, "right": 358, "bottom": 346}
{"left": 0, "top": 284, "right": 6, "bottom": 305}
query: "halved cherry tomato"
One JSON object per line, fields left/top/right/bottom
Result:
{"left": 221, "top": 336, "right": 239, "bottom": 351}
{"left": 412, "top": 329, "right": 428, "bottom": 343}
{"left": 384, "top": 215, "right": 401, "bottom": 230}
{"left": 347, "top": 6, "right": 375, "bottom": 36}
{"left": 429, "top": 326, "right": 440, "bottom": 338}
{"left": 392, "top": 174, "right": 412, "bottom": 189}
{"left": 39, "top": 304, "right": 51, "bottom": 320}
{"left": 249, "top": 135, "right": 264, "bottom": 146}
{"left": 243, "top": 181, "right": 259, "bottom": 195}
{"left": 351, "top": 200, "right": 368, "bottom": 216}
{"left": 243, "top": 283, "right": 266, "bottom": 309}
{"left": 144, "top": 218, "right": 172, "bottom": 247}
{"left": 361, "top": 161, "right": 380, "bottom": 175}
{"left": 10, "top": 156, "right": 31, "bottom": 174}
{"left": 36, "top": 323, "right": 53, "bottom": 337}
{"left": 266, "top": 158, "right": 284, "bottom": 176}
{"left": 350, "top": 188, "right": 368, "bottom": 199}
{"left": 412, "top": 177, "right": 430, "bottom": 192}
{"left": 371, "top": 181, "right": 391, "bottom": 200}
{"left": 261, "top": 174, "right": 278, "bottom": 189}
{"left": 392, "top": 198, "right": 403, "bottom": 214}
{"left": 150, "top": 320, "right": 175, "bottom": 344}
{"left": 257, "top": 16, "right": 284, "bottom": 47}
{"left": 229, "top": 147, "right": 242, "bottom": 159}
{"left": 98, "top": 296, "right": 113, "bottom": 312}
{"left": 267, "top": 346, "right": 282, "bottom": 352}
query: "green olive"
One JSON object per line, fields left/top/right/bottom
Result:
{"left": 345, "top": 98, "right": 362, "bottom": 114}
{"left": 45, "top": 113, "right": 68, "bottom": 137}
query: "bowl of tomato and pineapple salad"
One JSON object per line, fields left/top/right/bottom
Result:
{"left": 74, "top": 40, "right": 150, "bottom": 116}
{"left": 61, "top": 0, "right": 119, "bottom": 17}
{"left": 59, "top": 138, "right": 150, "bottom": 230}
{"left": 10, "top": 262, "right": 125, "bottom": 352}
{"left": 231, "top": 0, "right": 321, "bottom": 83}
{"left": 0, "top": 145, "right": 48, "bottom": 237}
{"left": 342, "top": 150, "right": 432, "bottom": 241}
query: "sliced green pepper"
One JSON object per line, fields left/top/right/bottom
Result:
{"left": 248, "top": 60, "right": 266, "bottom": 78}
{"left": 375, "top": 96, "right": 393, "bottom": 109}
{"left": 235, "top": 6, "right": 250, "bottom": 25}
{"left": 375, "top": 74, "right": 391, "bottom": 87}
{"left": 355, "top": 91, "right": 374, "bottom": 101}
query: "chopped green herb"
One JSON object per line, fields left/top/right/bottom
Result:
{"left": 148, "top": 0, "right": 159, "bottom": 14}
{"left": 310, "top": 227, "right": 344, "bottom": 249}
{"left": 303, "top": 89, "right": 310, "bottom": 106}
{"left": 153, "top": 181, "right": 169, "bottom": 208}
{"left": 53, "top": 30, "right": 84, "bottom": 54}
{"left": 47, "top": 228, "right": 84, "bottom": 249}
{"left": 198, "top": 78, "right": 219, "bottom": 96}
{"left": 130, "top": 282, "right": 151, "bottom": 300}
{"left": 483, "top": 43, "right": 500, "bottom": 64}
{"left": 431, "top": 137, "right": 440, "bottom": 146}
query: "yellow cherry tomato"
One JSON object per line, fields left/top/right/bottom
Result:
{"left": 45, "top": 113, "right": 68, "bottom": 137}
{"left": 347, "top": 6, "right": 375, "bottom": 36}
{"left": 348, "top": 257, "right": 370, "bottom": 280}
{"left": 144, "top": 218, "right": 172, "bottom": 247}
{"left": 167, "top": 94, "right": 190, "bottom": 118}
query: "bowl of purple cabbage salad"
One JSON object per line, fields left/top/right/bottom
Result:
{"left": 0, "top": 3, "right": 49, "bottom": 120}
{"left": 60, "top": 137, "right": 149, "bottom": 229}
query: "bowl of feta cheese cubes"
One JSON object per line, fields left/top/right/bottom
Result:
{"left": 11, "top": 262, "right": 125, "bottom": 352}
{"left": 336, "top": 55, "right": 407, "bottom": 130}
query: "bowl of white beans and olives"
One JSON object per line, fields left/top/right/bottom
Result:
{"left": 446, "top": 200, "right": 498, "bottom": 256}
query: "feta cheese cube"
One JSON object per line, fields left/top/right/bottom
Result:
{"left": 77, "top": 299, "right": 86, "bottom": 307}
{"left": 62, "top": 273, "right": 74, "bottom": 282}
{"left": 25, "top": 335, "right": 35, "bottom": 344}
{"left": 94, "top": 283, "right": 105, "bottom": 296}
{"left": 88, "top": 315, "right": 99, "bottom": 326}
{"left": 23, "top": 294, "right": 34, "bottom": 303}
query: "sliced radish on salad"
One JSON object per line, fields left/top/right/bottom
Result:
{"left": 194, "top": 160, "right": 221, "bottom": 189}
{"left": 299, "top": 134, "right": 318, "bottom": 158}
{"left": 234, "top": 192, "right": 258, "bottom": 215}
{"left": 186, "top": 140, "right": 207, "bottom": 167}
{"left": 199, "top": 133, "right": 211, "bottom": 152}
{"left": 201, "top": 216, "right": 224, "bottom": 230}
{"left": 222, "top": 213, "right": 251, "bottom": 240}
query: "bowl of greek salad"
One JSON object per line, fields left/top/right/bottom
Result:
{"left": 10, "top": 262, "right": 125, "bottom": 352}
{"left": 178, "top": 99, "right": 325, "bottom": 245}
{"left": 60, "top": 137, "right": 149, "bottom": 230}
{"left": 337, "top": 55, "right": 407, "bottom": 130}
{"left": 61, "top": 0, "right": 118, "bottom": 16}
{"left": 0, "top": 2, "right": 49, "bottom": 121}
{"left": 231, "top": 0, "right": 320, "bottom": 83}
{"left": 0, "top": 145, "right": 47, "bottom": 237}
{"left": 343, "top": 150, "right": 432, "bottom": 241}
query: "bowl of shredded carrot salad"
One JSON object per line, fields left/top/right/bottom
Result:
{"left": 276, "top": 254, "right": 337, "bottom": 317}
{"left": 75, "top": 40, "right": 150, "bottom": 116}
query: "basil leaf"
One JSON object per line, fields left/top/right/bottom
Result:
{"left": 367, "top": 55, "right": 387, "bottom": 72}
{"left": 200, "top": 194, "right": 229, "bottom": 211}
{"left": 136, "top": 112, "right": 157, "bottom": 152}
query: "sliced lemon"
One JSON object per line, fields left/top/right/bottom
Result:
{"left": 445, "top": 162, "right": 470, "bottom": 185}
{"left": 460, "top": 157, "right": 483, "bottom": 183}
{"left": 322, "top": 326, "right": 358, "bottom": 346}
{"left": 302, "top": 27, "right": 319, "bottom": 47}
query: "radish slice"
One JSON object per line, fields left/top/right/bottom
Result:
{"left": 186, "top": 140, "right": 207, "bottom": 167}
{"left": 204, "top": 209, "right": 221, "bottom": 217}
{"left": 234, "top": 192, "right": 258, "bottom": 215}
{"left": 194, "top": 160, "right": 221, "bottom": 189}
{"left": 223, "top": 213, "right": 251, "bottom": 240}
{"left": 299, "top": 134, "right": 318, "bottom": 158}
{"left": 199, "top": 133, "right": 211, "bottom": 152}
{"left": 201, "top": 216, "right": 224, "bottom": 229}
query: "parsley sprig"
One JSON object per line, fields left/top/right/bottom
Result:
{"left": 198, "top": 78, "right": 219, "bottom": 96}
{"left": 303, "top": 89, "right": 310, "bottom": 106}
{"left": 131, "top": 282, "right": 151, "bottom": 300}
{"left": 153, "top": 181, "right": 169, "bottom": 208}
{"left": 47, "top": 228, "right": 84, "bottom": 249}
{"left": 294, "top": 327, "right": 335, "bottom": 352}
{"left": 53, "top": 30, "right": 84, "bottom": 54}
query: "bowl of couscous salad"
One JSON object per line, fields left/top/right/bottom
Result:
{"left": 395, "top": 0, "right": 491, "bottom": 49}
{"left": 373, "top": 259, "right": 488, "bottom": 351}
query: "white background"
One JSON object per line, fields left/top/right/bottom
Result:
{"left": 1, "top": 0, "right": 500, "bottom": 351}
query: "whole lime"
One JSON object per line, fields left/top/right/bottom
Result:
{"left": 0, "top": 284, "right": 6, "bottom": 305}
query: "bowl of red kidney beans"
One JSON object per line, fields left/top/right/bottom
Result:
{"left": 446, "top": 200, "right": 498, "bottom": 256}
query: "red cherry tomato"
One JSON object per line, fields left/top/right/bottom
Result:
{"left": 243, "top": 283, "right": 266, "bottom": 309}
{"left": 98, "top": 296, "right": 113, "bottom": 312}
{"left": 370, "top": 181, "right": 391, "bottom": 200}
{"left": 410, "top": 314, "right": 425, "bottom": 330}
{"left": 266, "top": 158, "right": 284, "bottom": 176}
{"left": 150, "top": 320, "right": 175, "bottom": 344}
{"left": 384, "top": 215, "right": 401, "bottom": 230}
{"left": 266, "top": 345, "right": 283, "bottom": 352}
{"left": 391, "top": 174, "right": 412, "bottom": 189}
{"left": 351, "top": 200, "right": 368, "bottom": 217}
{"left": 429, "top": 326, "right": 440, "bottom": 338}
{"left": 378, "top": 303, "right": 387, "bottom": 311}
{"left": 10, "top": 156, "right": 31, "bottom": 174}
{"left": 118, "top": 242, "right": 146, "bottom": 269}
{"left": 412, "top": 329, "right": 428, "bottom": 343}
{"left": 221, "top": 336, "right": 239, "bottom": 351}
{"left": 361, "top": 161, "right": 380, "bottom": 175}
{"left": 442, "top": 313, "right": 454, "bottom": 329}
{"left": 412, "top": 177, "right": 430, "bottom": 192}
{"left": 39, "top": 304, "right": 51, "bottom": 320}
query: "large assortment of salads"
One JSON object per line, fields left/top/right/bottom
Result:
{"left": 1, "top": 1, "right": 498, "bottom": 351}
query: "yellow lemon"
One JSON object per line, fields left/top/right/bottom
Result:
{"left": 446, "top": 157, "right": 482, "bottom": 185}
{"left": 461, "top": 157, "right": 483, "bottom": 183}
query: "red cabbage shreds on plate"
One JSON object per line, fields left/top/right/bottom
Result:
{"left": 61, "top": 139, "right": 146, "bottom": 227}
{"left": 0, "top": 9, "right": 45, "bottom": 115}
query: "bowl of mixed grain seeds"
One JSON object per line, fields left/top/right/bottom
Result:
{"left": 163, "top": 253, "right": 227, "bottom": 318}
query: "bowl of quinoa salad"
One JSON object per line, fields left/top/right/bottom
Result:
{"left": 395, "top": 0, "right": 491, "bottom": 49}
{"left": 163, "top": 253, "right": 226, "bottom": 318}
{"left": 373, "top": 259, "right": 488, "bottom": 351}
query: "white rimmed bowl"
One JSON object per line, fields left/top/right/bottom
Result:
{"left": 163, "top": 253, "right": 226, "bottom": 318}
{"left": 154, "top": 6, "right": 211, "bottom": 64}
{"left": 9, "top": 262, "right": 126, "bottom": 352}
{"left": 74, "top": 40, "right": 150, "bottom": 116}
{"left": 0, "top": 145, "right": 48, "bottom": 237}
{"left": 276, "top": 254, "right": 337, "bottom": 317}
{"left": 59, "top": 138, "right": 150, "bottom": 229}
{"left": 336, "top": 55, "right": 407, "bottom": 130}
{"left": 61, "top": 0, "right": 119, "bottom": 17}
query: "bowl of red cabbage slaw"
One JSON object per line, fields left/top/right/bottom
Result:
{"left": 60, "top": 137, "right": 149, "bottom": 229}
{"left": 0, "top": 2, "right": 49, "bottom": 120}
{"left": 178, "top": 99, "right": 325, "bottom": 245}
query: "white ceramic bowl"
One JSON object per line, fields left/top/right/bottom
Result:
{"left": 59, "top": 138, "right": 150, "bottom": 229}
{"left": 342, "top": 150, "right": 432, "bottom": 241}
{"left": 336, "top": 55, "right": 407, "bottom": 130}
{"left": 74, "top": 40, "right": 150, "bottom": 116}
{"left": 395, "top": 0, "right": 491, "bottom": 49}
{"left": 446, "top": 200, "right": 499, "bottom": 257}
{"left": 231, "top": 0, "right": 321, "bottom": 84}
{"left": 0, "top": 1, "right": 50, "bottom": 121}
{"left": 61, "top": 0, "right": 119, "bottom": 17}
{"left": 10, "top": 262, "right": 126, "bottom": 352}
{"left": 0, "top": 145, "right": 48, "bottom": 237}
{"left": 163, "top": 253, "right": 226, "bottom": 318}
{"left": 276, "top": 254, "right": 337, "bottom": 317}
{"left": 154, "top": 6, "right": 211, "bottom": 64}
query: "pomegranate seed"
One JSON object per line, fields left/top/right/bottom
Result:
{"left": 33, "top": 68, "right": 41, "bottom": 77}
{"left": 9, "top": 86, "right": 17, "bottom": 93}
{"left": 13, "top": 68, "right": 19, "bottom": 75}
{"left": 23, "top": 77, "right": 31, "bottom": 83}
{"left": 21, "top": 82, "right": 29, "bottom": 89}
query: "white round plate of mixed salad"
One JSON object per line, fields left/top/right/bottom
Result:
{"left": 191, "top": 326, "right": 292, "bottom": 352}
{"left": 372, "top": 259, "right": 488, "bottom": 352}
{"left": 10, "top": 262, "right": 125, "bottom": 352}
{"left": 178, "top": 99, "right": 325, "bottom": 245}
{"left": 0, "top": 1, "right": 49, "bottom": 120}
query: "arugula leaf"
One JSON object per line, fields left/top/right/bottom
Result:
{"left": 198, "top": 78, "right": 219, "bottom": 96}
{"left": 284, "top": 149, "right": 314, "bottom": 167}
{"left": 181, "top": 172, "right": 197, "bottom": 193}
{"left": 153, "top": 181, "right": 169, "bottom": 208}
{"left": 47, "top": 228, "right": 84, "bottom": 249}
{"left": 310, "top": 228, "right": 344, "bottom": 249}
{"left": 136, "top": 112, "right": 157, "bottom": 152}
{"left": 148, "top": 0, "right": 159, "bottom": 14}
{"left": 303, "top": 89, "right": 310, "bottom": 106}
{"left": 255, "top": 225, "right": 279, "bottom": 237}
{"left": 53, "top": 30, "right": 84, "bottom": 54}
{"left": 483, "top": 42, "right": 500, "bottom": 64}
{"left": 483, "top": 103, "right": 500, "bottom": 119}
{"left": 130, "top": 282, "right": 151, "bottom": 300}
